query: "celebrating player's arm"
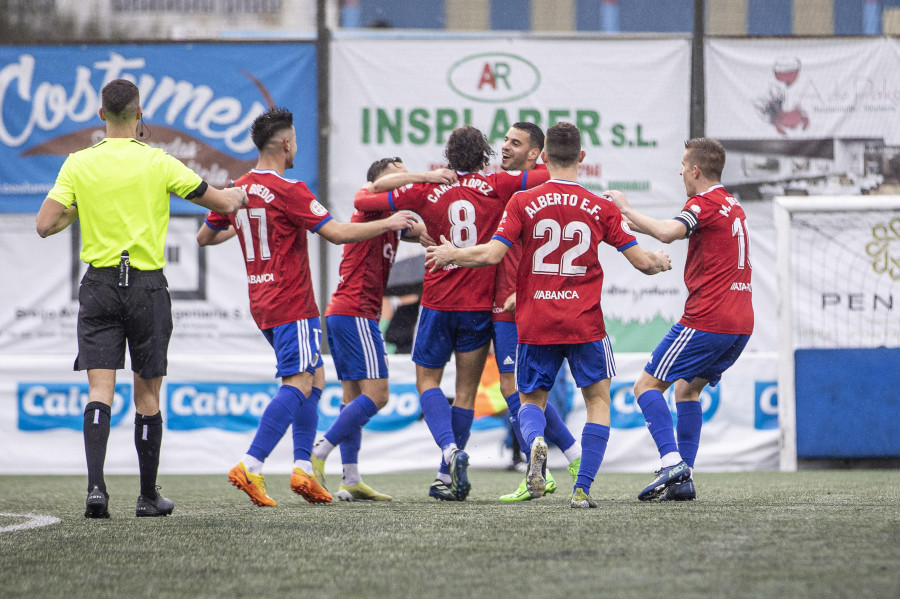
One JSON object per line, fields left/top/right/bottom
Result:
{"left": 368, "top": 167, "right": 457, "bottom": 193}
{"left": 317, "top": 210, "right": 417, "bottom": 244}
{"left": 603, "top": 189, "right": 688, "bottom": 244}
{"left": 425, "top": 235, "right": 508, "bottom": 271}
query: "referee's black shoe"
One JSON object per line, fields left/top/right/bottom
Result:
{"left": 136, "top": 487, "right": 174, "bottom": 517}
{"left": 85, "top": 485, "right": 110, "bottom": 519}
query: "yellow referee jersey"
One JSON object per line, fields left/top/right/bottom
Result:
{"left": 47, "top": 138, "right": 202, "bottom": 270}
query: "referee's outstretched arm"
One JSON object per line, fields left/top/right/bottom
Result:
{"left": 36, "top": 199, "right": 79, "bottom": 238}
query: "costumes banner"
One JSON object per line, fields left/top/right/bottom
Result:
{"left": 0, "top": 43, "right": 317, "bottom": 213}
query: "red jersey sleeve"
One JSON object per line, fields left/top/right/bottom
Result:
{"left": 205, "top": 210, "right": 231, "bottom": 230}
{"left": 284, "top": 181, "right": 332, "bottom": 231}
{"left": 600, "top": 198, "right": 638, "bottom": 250}
{"left": 493, "top": 197, "right": 524, "bottom": 246}
{"left": 354, "top": 187, "right": 394, "bottom": 213}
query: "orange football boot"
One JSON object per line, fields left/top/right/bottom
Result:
{"left": 290, "top": 467, "right": 333, "bottom": 504}
{"left": 228, "top": 462, "right": 277, "bottom": 507}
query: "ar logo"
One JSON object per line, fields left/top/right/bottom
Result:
{"left": 478, "top": 62, "right": 511, "bottom": 91}
{"left": 867, "top": 217, "right": 900, "bottom": 280}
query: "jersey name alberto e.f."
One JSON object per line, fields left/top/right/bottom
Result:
{"left": 494, "top": 179, "right": 636, "bottom": 345}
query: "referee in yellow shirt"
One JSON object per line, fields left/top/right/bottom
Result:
{"left": 36, "top": 79, "right": 248, "bottom": 518}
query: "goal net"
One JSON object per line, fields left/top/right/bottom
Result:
{"left": 774, "top": 195, "right": 900, "bottom": 470}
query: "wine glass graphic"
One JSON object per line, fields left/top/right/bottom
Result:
{"left": 774, "top": 57, "right": 801, "bottom": 86}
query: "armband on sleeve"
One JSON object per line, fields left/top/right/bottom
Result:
{"left": 674, "top": 209, "right": 698, "bottom": 236}
{"left": 185, "top": 181, "right": 209, "bottom": 201}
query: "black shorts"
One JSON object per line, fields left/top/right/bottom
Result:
{"left": 75, "top": 266, "right": 173, "bottom": 379}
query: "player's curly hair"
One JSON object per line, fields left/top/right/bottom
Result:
{"left": 444, "top": 126, "right": 494, "bottom": 173}
{"left": 101, "top": 79, "right": 140, "bottom": 122}
{"left": 544, "top": 122, "right": 581, "bottom": 167}
{"left": 367, "top": 157, "right": 403, "bottom": 182}
{"left": 684, "top": 138, "right": 726, "bottom": 181}
{"left": 251, "top": 107, "right": 294, "bottom": 151}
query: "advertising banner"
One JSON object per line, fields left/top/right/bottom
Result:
{"left": 329, "top": 36, "right": 693, "bottom": 351}
{"left": 0, "top": 352, "right": 779, "bottom": 475}
{"left": 0, "top": 43, "right": 317, "bottom": 213}
{"left": 706, "top": 38, "right": 900, "bottom": 200}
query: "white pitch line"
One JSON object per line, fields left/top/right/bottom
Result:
{"left": 0, "top": 513, "right": 61, "bottom": 533}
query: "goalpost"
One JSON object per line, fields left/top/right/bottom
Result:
{"left": 774, "top": 195, "right": 900, "bottom": 471}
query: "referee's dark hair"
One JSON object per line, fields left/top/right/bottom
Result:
{"left": 101, "top": 79, "right": 140, "bottom": 122}
{"left": 511, "top": 121, "right": 545, "bottom": 152}
{"left": 544, "top": 122, "right": 581, "bottom": 167}
{"left": 251, "top": 107, "right": 294, "bottom": 151}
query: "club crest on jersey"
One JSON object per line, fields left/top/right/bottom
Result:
{"left": 533, "top": 289, "right": 580, "bottom": 300}
{"left": 310, "top": 200, "right": 328, "bottom": 216}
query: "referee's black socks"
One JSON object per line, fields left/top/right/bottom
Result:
{"left": 134, "top": 412, "right": 164, "bottom": 499}
{"left": 83, "top": 402, "right": 111, "bottom": 494}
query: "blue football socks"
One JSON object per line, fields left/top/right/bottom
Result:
{"left": 505, "top": 392, "right": 530, "bottom": 462}
{"left": 292, "top": 386, "right": 321, "bottom": 462}
{"left": 544, "top": 401, "right": 577, "bottom": 453}
{"left": 575, "top": 422, "right": 609, "bottom": 492}
{"left": 420, "top": 387, "right": 456, "bottom": 450}
{"left": 637, "top": 390, "right": 679, "bottom": 458}
{"left": 325, "top": 394, "right": 378, "bottom": 448}
{"left": 439, "top": 405, "right": 475, "bottom": 474}
{"left": 675, "top": 400, "right": 703, "bottom": 468}
{"left": 339, "top": 403, "right": 363, "bottom": 466}
{"left": 517, "top": 403, "right": 547, "bottom": 450}
{"left": 248, "top": 384, "right": 304, "bottom": 462}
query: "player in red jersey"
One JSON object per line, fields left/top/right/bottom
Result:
{"left": 426, "top": 122, "right": 671, "bottom": 507}
{"left": 310, "top": 157, "right": 453, "bottom": 501}
{"left": 196, "top": 107, "right": 415, "bottom": 507}
{"left": 354, "top": 126, "right": 545, "bottom": 501}
{"left": 605, "top": 138, "right": 753, "bottom": 502}
{"left": 488, "top": 123, "right": 584, "bottom": 502}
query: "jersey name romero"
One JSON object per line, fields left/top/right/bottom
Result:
{"left": 494, "top": 180, "right": 636, "bottom": 345}
{"left": 205, "top": 169, "right": 331, "bottom": 329}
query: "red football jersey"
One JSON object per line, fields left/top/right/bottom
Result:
{"left": 356, "top": 172, "right": 518, "bottom": 311}
{"left": 205, "top": 169, "right": 331, "bottom": 330}
{"left": 325, "top": 188, "right": 399, "bottom": 321}
{"left": 490, "top": 165, "right": 550, "bottom": 322}
{"left": 494, "top": 179, "right": 637, "bottom": 345}
{"left": 676, "top": 185, "right": 754, "bottom": 335}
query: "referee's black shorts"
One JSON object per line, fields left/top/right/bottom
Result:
{"left": 75, "top": 266, "right": 173, "bottom": 379}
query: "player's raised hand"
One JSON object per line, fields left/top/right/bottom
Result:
{"left": 655, "top": 249, "right": 672, "bottom": 272}
{"left": 602, "top": 190, "right": 629, "bottom": 211}
{"left": 425, "top": 235, "right": 455, "bottom": 272}
{"left": 384, "top": 210, "right": 418, "bottom": 231}
{"left": 425, "top": 168, "right": 458, "bottom": 186}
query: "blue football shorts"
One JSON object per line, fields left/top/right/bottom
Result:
{"left": 325, "top": 314, "right": 389, "bottom": 381}
{"left": 492, "top": 320, "right": 518, "bottom": 374}
{"left": 516, "top": 336, "right": 616, "bottom": 393}
{"left": 412, "top": 307, "right": 492, "bottom": 369}
{"left": 261, "top": 317, "right": 325, "bottom": 378}
{"left": 645, "top": 323, "right": 751, "bottom": 387}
